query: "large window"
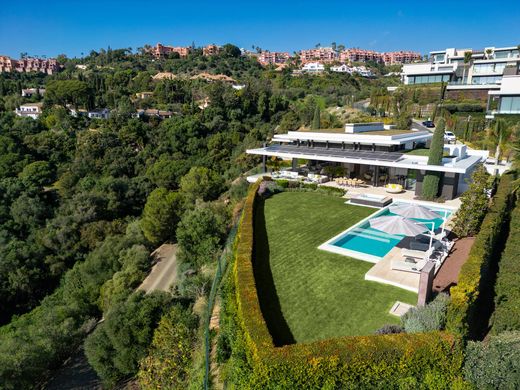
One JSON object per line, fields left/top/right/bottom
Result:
{"left": 472, "top": 75, "right": 502, "bottom": 85}
{"left": 499, "top": 96, "right": 520, "bottom": 113}
{"left": 473, "top": 62, "right": 507, "bottom": 74}
{"left": 409, "top": 74, "right": 451, "bottom": 84}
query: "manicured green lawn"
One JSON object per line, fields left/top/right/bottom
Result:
{"left": 254, "top": 191, "right": 417, "bottom": 345}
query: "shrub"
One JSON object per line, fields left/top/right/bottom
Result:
{"left": 402, "top": 293, "right": 450, "bottom": 333}
{"left": 374, "top": 324, "right": 404, "bottom": 335}
{"left": 274, "top": 179, "right": 289, "bottom": 188}
{"left": 230, "top": 180, "right": 465, "bottom": 388}
{"left": 491, "top": 198, "right": 520, "bottom": 334}
{"left": 137, "top": 305, "right": 197, "bottom": 390}
{"left": 446, "top": 172, "right": 515, "bottom": 339}
{"left": 422, "top": 119, "right": 445, "bottom": 200}
{"left": 451, "top": 165, "right": 492, "bottom": 237}
{"left": 464, "top": 331, "right": 520, "bottom": 389}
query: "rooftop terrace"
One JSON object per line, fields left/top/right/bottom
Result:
{"left": 297, "top": 128, "right": 414, "bottom": 136}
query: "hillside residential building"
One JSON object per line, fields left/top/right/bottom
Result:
{"left": 258, "top": 51, "right": 290, "bottom": 65}
{"left": 487, "top": 75, "right": 520, "bottom": 116}
{"left": 330, "top": 64, "right": 373, "bottom": 77}
{"left": 402, "top": 45, "right": 520, "bottom": 90}
{"left": 135, "top": 91, "right": 154, "bottom": 99}
{"left": 340, "top": 49, "right": 382, "bottom": 63}
{"left": 203, "top": 44, "right": 221, "bottom": 56}
{"left": 247, "top": 123, "right": 485, "bottom": 200}
{"left": 152, "top": 72, "right": 177, "bottom": 80}
{"left": 15, "top": 103, "right": 43, "bottom": 119}
{"left": 88, "top": 108, "right": 110, "bottom": 120}
{"left": 134, "top": 108, "right": 173, "bottom": 119}
{"left": 0, "top": 55, "right": 59, "bottom": 74}
{"left": 21, "top": 88, "right": 45, "bottom": 97}
{"left": 148, "top": 43, "right": 190, "bottom": 58}
{"left": 301, "top": 62, "right": 325, "bottom": 73}
{"left": 382, "top": 51, "right": 422, "bottom": 65}
{"left": 299, "top": 47, "right": 337, "bottom": 63}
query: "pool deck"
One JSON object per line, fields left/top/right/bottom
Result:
{"left": 365, "top": 247, "right": 420, "bottom": 292}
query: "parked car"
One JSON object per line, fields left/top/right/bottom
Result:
{"left": 422, "top": 120, "right": 435, "bottom": 128}
{"left": 444, "top": 131, "right": 456, "bottom": 143}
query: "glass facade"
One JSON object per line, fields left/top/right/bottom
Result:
{"left": 494, "top": 50, "right": 520, "bottom": 59}
{"left": 408, "top": 74, "right": 451, "bottom": 84}
{"left": 473, "top": 62, "right": 507, "bottom": 74}
{"left": 499, "top": 96, "right": 520, "bottom": 113}
{"left": 471, "top": 75, "right": 503, "bottom": 85}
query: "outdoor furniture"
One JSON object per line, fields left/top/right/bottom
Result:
{"left": 385, "top": 184, "right": 403, "bottom": 193}
{"left": 401, "top": 247, "right": 434, "bottom": 260}
{"left": 391, "top": 258, "right": 428, "bottom": 273}
{"left": 370, "top": 216, "right": 428, "bottom": 237}
{"left": 350, "top": 195, "right": 393, "bottom": 208}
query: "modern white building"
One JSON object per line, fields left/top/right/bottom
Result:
{"left": 302, "top": 62, "right": 325, "bottom": 73}
{"left": 247, "top": 123, "right": 486, "bottom": 200}
{"left": 402, "top": 45, "right": 520, "bottom": 89}
{"left": 15, "top": 103, "right": 43, "bottom": 119}
{"left": 330, "top": 64, "right": 373, "bottom": 77}
{"left": 487, "top": 75, "right": 520, "bottom": 116}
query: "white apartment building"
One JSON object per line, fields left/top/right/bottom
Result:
{"left": 402, "top": 45, "right": 520, "bottom": 89}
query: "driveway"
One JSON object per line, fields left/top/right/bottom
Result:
{"left": 138, "top": 244, "right": 178, "bottom": 293}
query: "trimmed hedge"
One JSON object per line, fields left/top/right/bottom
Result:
{"left": 232, "top": 179, "right": 465, "bottom": 388}
{"left": 491, "top": 198, "right": 520, "bottom": 334}
{"left": 446, "top": 172, "right": 515, "bottom": 339}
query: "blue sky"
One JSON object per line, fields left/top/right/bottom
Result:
{"left": 1, "top": 0, "right": 519, "bottom": 58}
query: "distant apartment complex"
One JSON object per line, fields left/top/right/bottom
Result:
{"left": 339, "top": 49, "right": 421, "bottom": 65}
{"left": 0, "top": 56, "right": 59, "bottom": 74}
{"left": 299, "top": 47, "right": 337, "bottom": 63}
{"left": 148, "top": 43, "right": 191, "bottom": 58}
{"left": 258, "top": 51, "right": 291, "bottom": 65}
{"left": 203, "top": 44, "right": 221, "bottom": 56}
{"left": 402, "top": 45, "right": 520, "bottom": 87}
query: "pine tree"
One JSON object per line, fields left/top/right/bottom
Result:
{"left": 311, "top": 105, "right": 320, "bottom": 130}
{"left": 422, "top": 118, "right": 446, "bottom": 199}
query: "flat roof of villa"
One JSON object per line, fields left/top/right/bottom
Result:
{"left": 298, "top": 128, "right": 414, "bottom": 136}
{"left": 247, "top": 144, "right": 483, "bottom": 174}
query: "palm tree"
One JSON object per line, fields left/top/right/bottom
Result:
{"left": 462, "top": 51, "right": 473, "bottom": 84}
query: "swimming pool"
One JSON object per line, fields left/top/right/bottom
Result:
{"left": 319, "top": 202, "right": 453, "bottom": 262}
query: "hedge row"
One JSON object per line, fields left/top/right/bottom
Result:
{"left": 446, "top": 172, "right": 515, "bottom": 339}
{"left": 233, "top": 179, "right": 465, "bottom": 388}
{"left": 491, "top": 197, "right": 520, "bottom": 334}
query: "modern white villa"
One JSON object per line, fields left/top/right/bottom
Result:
{"left": 247, "top": 122, "right": 487, "bottom": 200}
{"left": 487, "top": 75, "right": 520, "bottom": 117}
{"left": 401, "top": 45, "right": 520, "bottom": 89}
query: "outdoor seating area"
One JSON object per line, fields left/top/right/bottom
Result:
{"left": 385, "top": 183, "right": 404, "bottom": 193}
{"left": 334, "top": 177, "right": 366, "bottom": 187}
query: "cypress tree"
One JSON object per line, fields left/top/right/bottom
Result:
{"left": 311, "top": 105, "right": 320, "bottom": 130}
{"left": 421, "top": 118, "right": 446, "bottom": 199}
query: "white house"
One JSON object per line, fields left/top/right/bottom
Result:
{"left": 302, "top": 62, "right": 325, "bottom": 73}
{"left": 21, "top": 88, "right": 45, "bottom": 97}
{"left": 331, "top": 64, "right": 353, "bottom": 73}
{"left": 15, "top": 103, "right": 43, "bottom": 119}
{"left": 88, "top": 108, "right": 110, "bottom": 120}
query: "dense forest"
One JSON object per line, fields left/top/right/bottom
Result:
{"left": 0, "top": 45, "right": 398, "bottom": 388}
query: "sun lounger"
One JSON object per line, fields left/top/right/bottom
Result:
{"left": 391, "top": 258, "right": 428, "bottom": 273}
{"left": 401, "top": 247, "right": 433, "bottom": 260}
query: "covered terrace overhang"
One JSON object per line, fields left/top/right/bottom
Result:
{"left": 247, "top": 144, "right": 481, "bottom": 175}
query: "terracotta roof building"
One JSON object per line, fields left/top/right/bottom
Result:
{"left": 340, "top": 49, "right": 382, "bottom": 63}
{"left": 203, "top": 44, "right": 221, "bottom": 56}
{"left": 0, "top": 55, "right": 59, "bottom": 74}
{"left": 382, "top": 51, "right": 422, "bottom": 65}
{"left": 258, "top": 51, "right": 290, "bottom": 65}
{"left": 148, "top": 43, "right": 191, "bottom": 59}
{"left": 299, "top": 47, "right": 337, "bottom": 63}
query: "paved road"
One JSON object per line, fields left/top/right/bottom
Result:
{"left": 412, "top": 119, "right": 434, "bottom": 133}
{"left": 138, "top": 244, "right": 178, "bottom": 293}
{"left": 44, "top": 244, "right": 179, "bottom": 389}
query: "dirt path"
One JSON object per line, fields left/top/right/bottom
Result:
{"left": 138, "top": 244, "right": 178, "bottom": 293}
{"left": 209, "top": 297, "right": 223, "bottom": 390}
{"left": 433, "top": 237, "right": 476, "bottom": 293}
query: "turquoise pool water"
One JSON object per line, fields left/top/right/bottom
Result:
{"left": 331, "top": 204, "right": 451, "bottom": 259}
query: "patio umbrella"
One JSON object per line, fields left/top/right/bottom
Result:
{"left": 369, "top": 215, "right": 428, "bottom": 237}
{"left": 389, "top": 203, "right": 440, "bottom": 220}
